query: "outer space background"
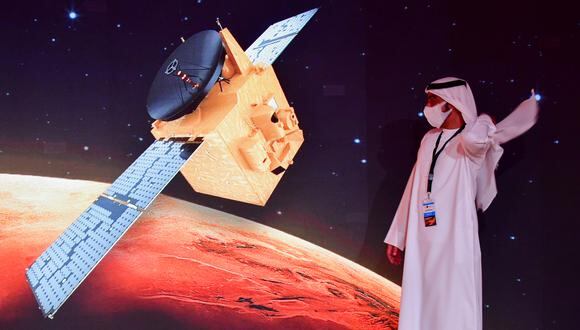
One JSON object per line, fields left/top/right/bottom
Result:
{"left": 0, "top": 0, "right": 578, "bottom": 328}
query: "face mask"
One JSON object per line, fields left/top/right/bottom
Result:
{"left": 423, "top": 102, "right": 452, "bottom": 128}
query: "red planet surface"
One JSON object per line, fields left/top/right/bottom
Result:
{"left": 0, "top": 174, "right": 400, "bottom": 329}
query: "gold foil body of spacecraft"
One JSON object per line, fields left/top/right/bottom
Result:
{"left": 150, "top": 28, "right": 304, "bottom": 206}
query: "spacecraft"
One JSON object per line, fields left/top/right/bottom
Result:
{"left": 25, "top": 8, "right": 318, "bottom": 318}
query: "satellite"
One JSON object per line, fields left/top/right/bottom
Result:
{"left": 25, "top": 8, "right": 318, "bottom": 319}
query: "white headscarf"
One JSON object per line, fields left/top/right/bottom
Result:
{"left": 425, "top": 77, "right": 539, "bottom": 211}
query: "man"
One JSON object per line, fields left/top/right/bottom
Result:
{"left": 384, "top": 77, "right": 538, "bottom": 329}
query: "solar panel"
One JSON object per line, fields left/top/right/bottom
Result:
{"left": 26, "top": 140, "right": 198, "bottom": 318}
{"left": 245, "top": 8, "right": 318, "bottom": 65}
{"left": 105, "top": 140, "right": 198, "bottom": 209}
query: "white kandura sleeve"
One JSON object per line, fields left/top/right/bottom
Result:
{"left": 460, "top": 114, "right": 497, "bottom": 164}
{"left": 384, "top": 162, "right": 417, "bottom": 251}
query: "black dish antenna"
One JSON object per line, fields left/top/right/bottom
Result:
{"left": 146, "top": 30, "right": 225, "bottom": 121}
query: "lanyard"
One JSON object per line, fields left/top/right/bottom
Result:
{"left": 427, "top": 124, "right": 465, "bottom": 195}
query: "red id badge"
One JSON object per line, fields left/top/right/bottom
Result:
{"left": 422, "top": 198, "right": 437, "bottom": 227}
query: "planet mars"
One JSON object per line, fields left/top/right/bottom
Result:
{"left": 0, "top": 174, "right": 400, "bottom": 329}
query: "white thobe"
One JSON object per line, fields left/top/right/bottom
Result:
{"left": 385, "top": 115, "right": 495, "bottom": 330}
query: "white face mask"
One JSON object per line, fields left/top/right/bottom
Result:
{"left": 423, "top": 102, "right": 452, "bottom": 128}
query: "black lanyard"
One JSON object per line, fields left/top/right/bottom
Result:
{"left": 427, "top": 124, "right": 466, "bottom": 195}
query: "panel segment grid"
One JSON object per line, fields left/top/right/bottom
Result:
{"left": 245, "top": 8, "right": 318, "bottom": 65}
{"left": 26, "top": 140, "right": 197, "bottom": 318}
{"left": 105, "top": 140, "right": 194, "bottom": 209}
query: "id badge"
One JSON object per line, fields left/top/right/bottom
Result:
{"left": 422, "top": 197, "right": 437, "bottom": 227}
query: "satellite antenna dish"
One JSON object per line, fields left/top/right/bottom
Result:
{"left": 146, "top": 30, "right": 225, "bottom": 121}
